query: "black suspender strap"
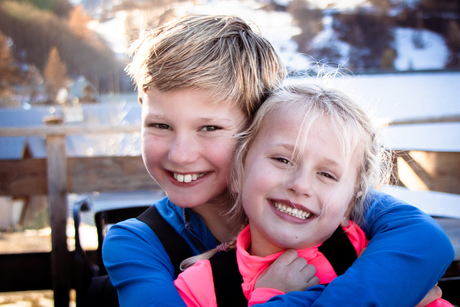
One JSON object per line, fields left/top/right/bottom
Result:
{"left": 137, "top": 206, "right": 194, "bottom": 277}
{"left": 318, "top": 226, "right": 358, "bottom": 276}
{"left": 210, "top": 250, "right": 248, "bottom": 307}
{"left": 210, "top": 227, "right": 357, "bottom": 307}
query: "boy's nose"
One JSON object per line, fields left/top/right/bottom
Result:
{"left": 168, "top": 134, "right": 199, "bottom": 164}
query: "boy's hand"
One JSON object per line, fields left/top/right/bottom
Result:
{"left": 255, "top": 249, "right": 319, "bottom": 293}
{"left": 414, "top": 284, "right": 442, "bottom": 307}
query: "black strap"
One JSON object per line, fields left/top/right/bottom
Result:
{"left": 85, "top": 275, "right": 119, "bottom": 307}
{"left": 137, "top": 206, "right": 194, "bottom": 277}
{"left": 211, "top": 227, "right": 357, "bottom": 306}
{"left": 210, "top": 250, "right": 248, "bottom": 307}
{"left": 318, "top": 226, "right": 358, "bottom": 276}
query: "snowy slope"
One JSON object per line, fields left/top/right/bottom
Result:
{"left": 88, "top": 0, "right": 451, "bottom": 71}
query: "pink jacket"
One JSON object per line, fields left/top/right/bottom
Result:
{"left": 174, "top": 222, "right": 366, "bottom": 306}
{"left": 174, "top": 223, "right": 452, "bottom": 306}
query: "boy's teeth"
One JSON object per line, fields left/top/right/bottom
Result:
{"left": 274, "top": 202, "right": 311, "bottom": 220}
{"left": 173, "top": 173, "right": 204, "bottom": 183}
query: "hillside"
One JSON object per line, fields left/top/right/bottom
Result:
{"left": 88, "top": 0, "right": 460, "bottom": 73}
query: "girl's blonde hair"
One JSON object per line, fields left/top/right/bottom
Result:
{"left": 125, "top": 14, "right": 286, "bottom": 118}
{"left": 230, "top": 82, "right": 392, "bottom": 226}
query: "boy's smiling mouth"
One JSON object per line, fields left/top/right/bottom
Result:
{"left": 273, "top": 201, "right": 313, "bottom": 220}
{"left": 172, "top": 172, "right": 206, "bottom": 183}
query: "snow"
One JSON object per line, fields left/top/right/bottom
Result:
{"left": 393, "top": 28, "right": 450, "bottom": 71}
{"left": 88, "top": 10, "right": 128, "bottom": 58}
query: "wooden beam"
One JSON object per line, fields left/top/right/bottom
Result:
{"left": 0, "top": 125, "right": 140, "bottom": 137}
{"left": 394, "top": 150, "right": 460, "bottom": 194}
{"left": 0, "top": 250, "right": 98, "bottom": 292}
{"left": 380, "top": 114, "right": 460, "bottom": 126}
{"left": 0, "top": 156, "right": 158, "bottom": 196}
{"left": 0, "top": 252, "right": 52, "bottom": 292}
{"left": 46, "top": 133, "right": 71, "bottom": 307}
{"left": 68, "top": 156, "right": 158, "bottom": 193}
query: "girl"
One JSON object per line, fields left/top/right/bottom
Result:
{"left": 174, "top": 82, "right": 453, "bottom": 307}
{"left": 102, "top": 14, "right": 453, "bottom": 306}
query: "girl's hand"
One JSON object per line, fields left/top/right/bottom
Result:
{"left": 255, "top": 249, "right": 320, "bottom": 293}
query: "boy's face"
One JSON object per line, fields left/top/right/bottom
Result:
{"left": 241, "top": 107, "right": 359, "bottom": 257}
{"left": 141, "top": 87, "right": 246, "bottom": 209}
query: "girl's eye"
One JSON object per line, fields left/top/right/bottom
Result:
{"left": 200, "top": 126, "right": 221, "bottom": 132}
{"left": 319, "top": 172, "right": 337, "bottom": 181}
{"left": 274, "top": 157, "right": 291, "bottom": 165}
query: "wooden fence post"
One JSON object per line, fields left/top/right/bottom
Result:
{"left": 45, "top": 116, "right": 71, "bottom": 307}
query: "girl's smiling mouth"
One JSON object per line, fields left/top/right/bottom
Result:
{"left": 271, "top": 200, "right": 313, "bottom": 220}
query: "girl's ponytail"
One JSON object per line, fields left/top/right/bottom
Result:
{"left": 179, "top": 240, "right": 237, "bottom": 271}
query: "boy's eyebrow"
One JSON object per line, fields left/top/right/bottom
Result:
{"left": 144, "top": 114, "right": 167, "bottom": 120}
{"left": 199, "top": 116, "right": 231, "bottom": 123}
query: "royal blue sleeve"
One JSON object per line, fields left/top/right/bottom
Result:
{"left": 255, "top": 190, "right": 455, "bottom": 307}
{"left": 102, "top": 219, "right": 187, "bottom": 307}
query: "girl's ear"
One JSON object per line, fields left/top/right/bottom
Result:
{"left": 340, "top": 216, "right": 350, "bottom": 227}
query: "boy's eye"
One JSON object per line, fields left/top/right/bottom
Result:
{"left": 200, "top": 126, "right": 221, "bottom": 132}
{"left": 150, "top": 123, "right": 171, "bottom": 130}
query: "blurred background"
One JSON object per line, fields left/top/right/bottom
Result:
{"left": 0, "top": 0, "right": 459, "bottom": 306}
{"left": 0, "top": 0, "right": 459, "bottom": 107}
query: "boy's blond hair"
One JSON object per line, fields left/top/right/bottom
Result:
{"left": 125, "top": 14, "right": 286, "bottom": 117}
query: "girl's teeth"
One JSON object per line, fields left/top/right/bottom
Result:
{"left": 274, "top": 202, "right": 311, "bottom": 220}
{"left": 173, "top": 173, "right": 204, "bottom": 183}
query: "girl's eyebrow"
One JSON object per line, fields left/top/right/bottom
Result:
{"left": 274, "top": 143, "right": 342, "bottom": 167}
{"left": 273, "top": 143, "right": 295, "bottom": 151}
{"left": 322, "top": 157, "right": 341, "bottom": 168}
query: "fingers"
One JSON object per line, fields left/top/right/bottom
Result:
{"left": 305, "top": 276, "right": 320, "bottom": 289}
{"left": 275, "top": 249, "right": 300, "bottom": 265}
{"left": 255, "top": 249, "right": 320, "bottom": 293}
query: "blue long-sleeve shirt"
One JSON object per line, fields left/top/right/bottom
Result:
{"left": 103, "top": 190, "right": 454, "bottom": 307}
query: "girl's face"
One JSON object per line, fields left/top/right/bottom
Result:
{"left": 241, "top": 106, "right": 360, "bottom": 257}
{"left": 141, "top": 87, "right": 246, "bottom": 209}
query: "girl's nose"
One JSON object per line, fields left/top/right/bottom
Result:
{"left": 286, "top": 167, "right": 312, "bottom": 197}
{"left": 168, "top": 134, "right": 199, "bottom": 165}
